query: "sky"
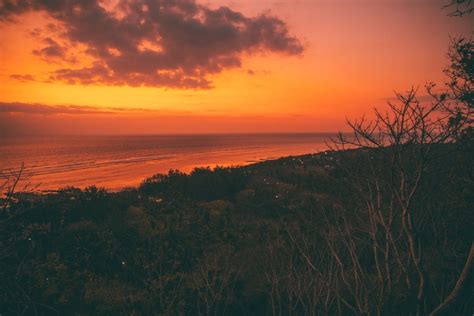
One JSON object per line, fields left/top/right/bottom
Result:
{"left": 0, "top": 0, "right": 472, "bottom": 135}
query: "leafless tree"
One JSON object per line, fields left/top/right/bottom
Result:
{"left": 444, "top": 0, "right": 474, "bottom": 16}
{"left": 324, "top": 86, "right": 473, "bottom": 315}
{"left": 263, "top": 229, "right": 331, "bottom": 316}
{"left": 0, "top": 164, "right": 57, "bottom": 315}
{"left": 188, "top": 245, "right": 240, "bottom": 316}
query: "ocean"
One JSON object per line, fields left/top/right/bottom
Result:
{"left": 0, "top": 133, "right": 334, "bottom": 191}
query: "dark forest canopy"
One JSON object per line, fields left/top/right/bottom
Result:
{"left": 1, "top": 139, "right": 473, "bottom": 315}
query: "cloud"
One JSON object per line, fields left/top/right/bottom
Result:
{"left": 0, "top": 102, "right": 116, "bottom": 115}
{"left": 32, "top": 37, "right": 78, "bottom": 63}
{"left": 0, "top": 101, "right": 174, "bottom": 115}
{"left": 0, "top": 103, "right": 345, "bottom": 137}
{"left": 10, "top": 74, "right": 36, "bottom": 82}
{"left": 1, "top": 0, "right": 303, "bottom": 89}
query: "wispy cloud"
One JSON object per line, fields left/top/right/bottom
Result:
{"left": 0, "top": 102, "right": 167, "bottom": 115}
{"left": 9, "top": 74, "right": 36, "bottom": 82}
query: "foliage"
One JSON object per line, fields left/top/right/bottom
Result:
{"left": 0, "top": 140, "right": 472, "bottom": 315}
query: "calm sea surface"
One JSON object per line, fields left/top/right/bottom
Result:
{"left": 0, "top": 133, "right": 334, "bottom": 191}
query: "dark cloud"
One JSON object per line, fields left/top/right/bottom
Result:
{"left": 10, "top": 74, "right": 36, "bottom": 81}
{"left": 32, "top": 37, "right": 76, "bottom": 63}
{"left": 0, "top": 102, "right": 114, "bottom": 115}
{"left": 0, "top": 101, "right": 167, "bottom": 116}
{"left": 1, "top": 0, "right": 304, "bottom": 89}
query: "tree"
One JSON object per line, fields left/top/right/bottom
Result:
{"left": 444, "top": 0, "right": 474, "bottom": 17}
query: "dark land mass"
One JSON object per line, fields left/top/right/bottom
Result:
{"left": 1, "top": 141, "right": 473, "bottom": 315}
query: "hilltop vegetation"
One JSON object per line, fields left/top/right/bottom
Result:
{"left": 1, "top": 137, "right": 472, "bottom": 315}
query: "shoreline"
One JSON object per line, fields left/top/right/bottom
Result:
{"left": 3, "top": 132, "right": 333, "bottom": 193}
{"left": 37, "top": 151, "right": 328, "bottom": 195}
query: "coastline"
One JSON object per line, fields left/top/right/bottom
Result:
{"left": 12, "top": 150, "right": 329, "bottom": 196}
{"left": 2, "top": 133, "right": 333, "bottom": 192}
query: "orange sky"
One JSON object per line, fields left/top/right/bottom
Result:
{"left": 0, "top": 0, "right": 471, "bottom": 135}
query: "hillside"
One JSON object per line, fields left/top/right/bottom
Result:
{"left": 1, "top": 142, "right": 473, "bottom": 315}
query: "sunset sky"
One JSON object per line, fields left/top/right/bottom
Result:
{"left": 0, "top": 0, "right": 471, "bottom": 135}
